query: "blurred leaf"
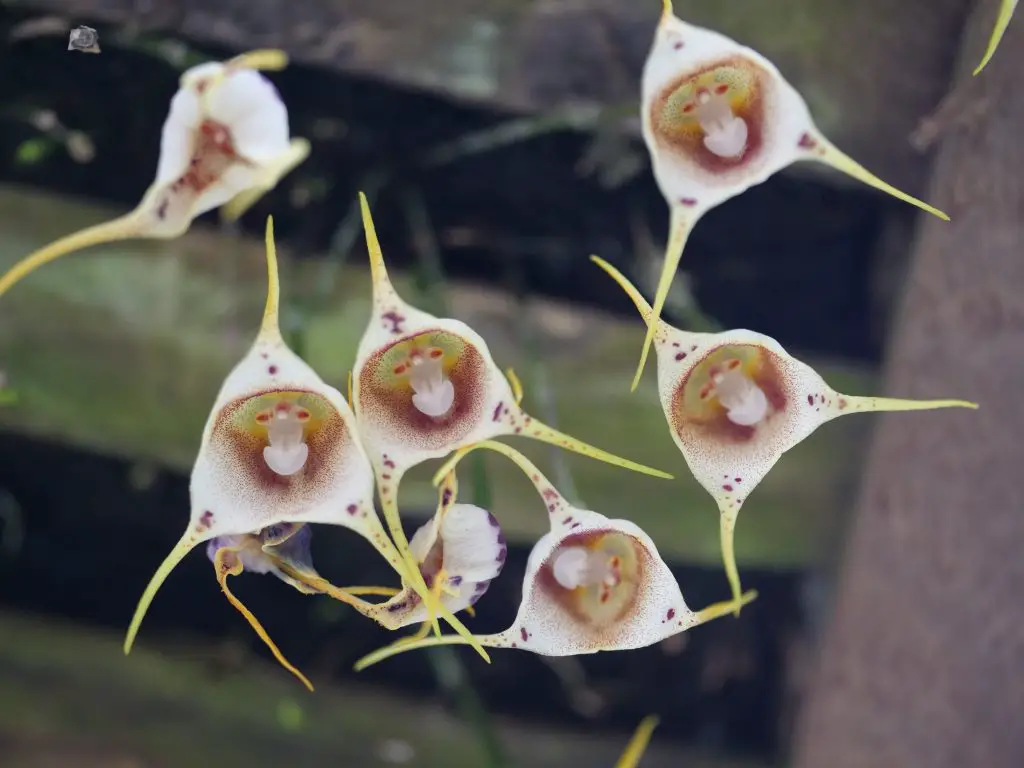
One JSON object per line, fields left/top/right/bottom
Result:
{"left": 14, "top": 137, "right": 54, "bottom": 166}
{"left": 276, "top": 698, "right": 305, "bottom": 733}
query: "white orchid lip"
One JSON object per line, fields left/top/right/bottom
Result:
{"left": 358, "top": 330, "right": 488, "bottom": 449}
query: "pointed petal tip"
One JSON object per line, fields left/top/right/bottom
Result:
{"left": 231, "top": 49, "right": 289, "bottom": 72}
{"left": 660, "top": 0, "right": 674, "bottom": 24}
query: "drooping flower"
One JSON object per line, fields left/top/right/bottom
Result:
{"left": 591, "top": 255, "right": 978, "bottom": 606}
{"left": 0, "top": 49, "right": 309, "bottom": 300}
{"left": 975, "top": 0, "right": 1017, "bottom": 75}
{"left": 353, "top": 440, "right": 754, "bottom": 670}
{"left": 206, "top": 522, "right": 321, "bottom": 690}
{"left": 349, "top": 193, "right": 674, "bottom": 649}
{"left": 629, "top": 0, "right": 949, "bottom": 390}
{"left": 123, "top": 217, "right": 406, "bottom": 686}
{"left": 275, "top": 470, "right": 507, "bottom": 643}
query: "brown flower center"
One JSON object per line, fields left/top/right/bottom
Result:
{"left": 358, "top": 330, "right": 487, "bottom": 450}
{"left": 672, "top": 344, "right": 787, "bottom": 444}
{"left": 540, "top": 530, "right": 643, "bottom": 627}
{"left": 210, "top": 389, "right": 346, "bottom": 495}
{"left": 651, "top": 58, "right": 768, "bottom": 172}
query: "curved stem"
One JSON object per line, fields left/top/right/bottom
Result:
{"left": 631, "top": 206, "right": 691, "bottom": 391}
{"left": 719, "top": 506, "right": 744, "bottom": 612}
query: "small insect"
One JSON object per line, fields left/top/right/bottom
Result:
{"left": 67, "top": 25, "right": 100, "bottom": 54}
{"left": 630, "top": 0, "right": 949, "bottom": 391}
{"left": 0, "top": 50, "right": 308, "bottom": 301}
{"left": 591, "top": 255, "right": 978, "bottom": 606}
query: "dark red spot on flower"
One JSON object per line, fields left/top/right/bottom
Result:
{"left": 492, "top": 402, "right": 504, "bottom": 422}
{"left": 268, "top": 365, "right": 278, "bottom": 375}
{"left": 798, "top": 132, "right": 818, "bottom": 150}
{"left": 381, "top": 311, "right": 405, "bottom": 334}
{"left": 347, "top": 503, "right": 358, "bottom": 515}
{"left": 723, "top": 484, "right": 734, "bottom": 492}
{"left": 383, "top": 456, "right": 396, "bottom": 469}
{"left": 667, "top": 608, "right": 676, "bottom": 620}
{"left": 199, "top": 510, "right": 214, "bottom": 528}
{"left": 679, "top": 197, "right": 698, "bottom": 206}
{"left": 675, "top": 351, "right": 688, "bottom": 361}
{"left": 520, "top": 627, "right": 529, "bottom": 642}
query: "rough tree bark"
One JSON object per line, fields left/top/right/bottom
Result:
{"left": 792, "top": 3, "right": 1024, "bottom": 768}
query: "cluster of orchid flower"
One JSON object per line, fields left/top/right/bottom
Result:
{"left": 0, "top": 0, "right": 992, "bottom": 736}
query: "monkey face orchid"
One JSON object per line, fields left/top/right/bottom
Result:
{"left": 630, "top": 0, "right": 949, "bottom": 390}
{"left": 975, "top": 0, "right": 1017, "bottom": 74}
{"left": 592, "top": 256, "right": 978, "bottom": 606}
{"left": 350, "top": 193, "right": 673, "bottom": 646}
{"left": 123, "top": 218, "right": 406, "bottom": 684}
{"left": 207, "top": 523, "right": 321, "bottom": 690}
{"left": 353, "top": 440, "right": 754, "bottom": 670}
{"left": 0, "top": 49, "right": 309, "bottom": 300}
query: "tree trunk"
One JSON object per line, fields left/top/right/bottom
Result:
{"left": 791, "top": 3, "right": 1024, "bottom": 768}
